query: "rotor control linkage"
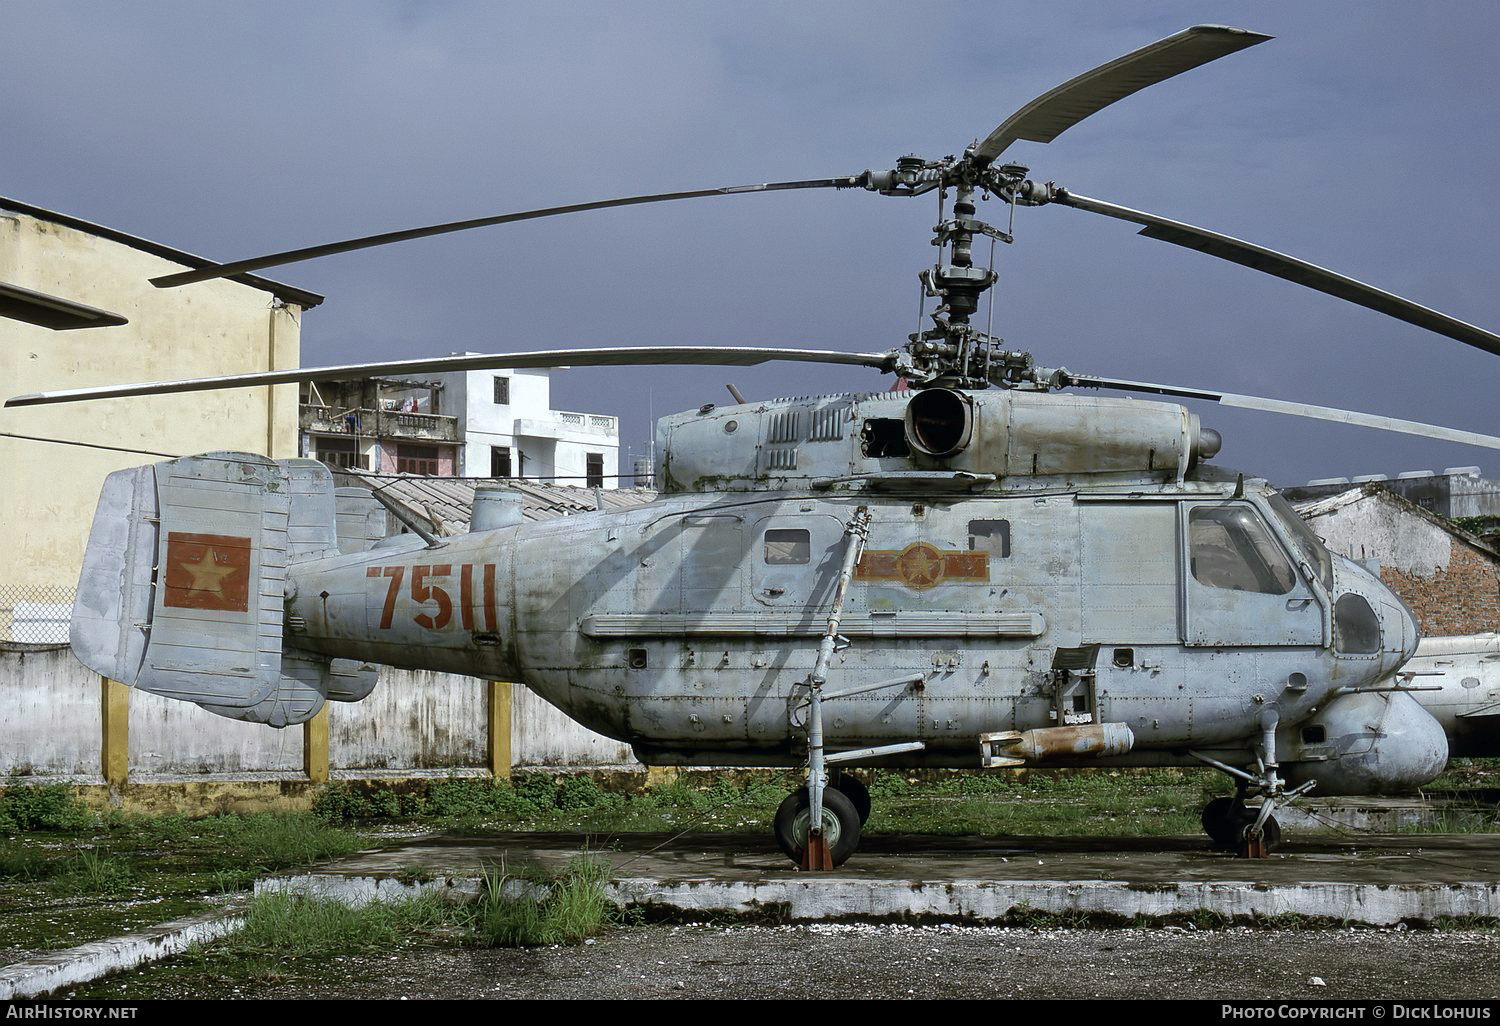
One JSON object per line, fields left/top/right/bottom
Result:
{"left": 801, "top": 505, "right": 871, "bottom": 870}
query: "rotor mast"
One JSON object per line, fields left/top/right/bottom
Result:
{"left": 862, "top": 154, "right": 1054, "bottom": 391}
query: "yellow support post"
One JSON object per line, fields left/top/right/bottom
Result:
{"left": 100, "top": 677, "right": 129, "bottom": 788}
{"left": 488, "top": 680, "right": 513, "bottom": 780}
{"left": 303, "top": 704, "right": 330, "bottom": 783}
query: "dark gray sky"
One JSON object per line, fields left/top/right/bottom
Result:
{"left": 6, "top": 2, "right": 1497, "bottom": 487}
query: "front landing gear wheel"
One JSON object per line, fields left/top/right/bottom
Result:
{"left": 1243, "top": 815, "right": 1282, "bottom": 857}
{"left": 1202, "top": 798, "right": 1283, "bottom": 855}
{"left": 1201, "top": 797, "right": 1245, "bottom": 850}
{"left": 774, "top": 786, "right": 862, "bottom": 868}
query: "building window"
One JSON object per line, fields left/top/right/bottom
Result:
{"left": 493, "top": 376, "right": 510, "bottom": 405}
{"left": 586, "top": 452, "right": 604, "bottom": 488}
{"left": 491, "top": 446, "right": 512, "bottom": 478}
{"left": 397, "top": 444, "right": 440, "bottom": 476}
{"left": 314, "top": 436, "right": 368, "bottom": 470}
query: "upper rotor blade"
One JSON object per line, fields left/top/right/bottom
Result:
{"left": 5, "top": 346, "right": 896, "bottom": 407}
{"left": 150, "top": 177, "right": 863, "bottom": 288}
{"left": 1067, "top": 373, "right": 1500, "bottom": 452}
{"left": 1054, "top": 190, "right": 1500, "bottom": 359}
{"left": 974, "top": 25, "right": 1270, "bottom": 165}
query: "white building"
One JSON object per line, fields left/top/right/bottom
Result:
{"left": 434, "top": 364, "right": 620, "bottom": 487}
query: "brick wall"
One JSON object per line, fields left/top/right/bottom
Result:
{"left": 1381, "top": 542, "right": 1500, "bottom": 636}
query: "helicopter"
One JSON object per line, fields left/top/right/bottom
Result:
{"left": 11, "top": 24, "right": 1500, "bottom": 867}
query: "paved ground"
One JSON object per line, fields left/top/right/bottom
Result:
{"left": 13, "top": 828, "right": 1500, "bottom": 1000}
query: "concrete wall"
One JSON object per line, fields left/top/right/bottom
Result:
{"left": 1, "top": 210, "right": 303, "bottom": 614}
{"left": 0, "top": 644, "right": 637, "bottom": 781}
{"left": 1283, "top": 469, "right": 1500, "bottom": 519}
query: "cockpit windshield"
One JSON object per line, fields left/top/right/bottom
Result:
{"left": 1266, "top": 491, "right": 1334, "bottom": 591}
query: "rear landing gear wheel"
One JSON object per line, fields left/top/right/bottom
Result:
{"left": 831, "top": 774, "right": 872, "bottom": 825}
{"left": 774, "top": 786, "right": 862, "bottom": 868}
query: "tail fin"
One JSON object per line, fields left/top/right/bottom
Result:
{"left": 71, "top": 452, "right": 377, "bottom": 727}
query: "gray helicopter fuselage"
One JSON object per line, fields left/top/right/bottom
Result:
{"left": 285, "top": 388, "right": 1420, "bottom": 771}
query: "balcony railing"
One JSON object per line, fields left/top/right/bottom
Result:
{"left": 514, "top": 410, "right": 618, "bottom": 439}
{"left": 300, "top": 405, "right": 458, "bottom": 443}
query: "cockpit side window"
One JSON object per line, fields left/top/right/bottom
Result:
{"left": 1189, "top": 506, "right": 1296, "bottom": 595}
{"left": 1266, "top": 491, "right": 1334, "bottom": 591}
{"left": 1333, "top": 593, "right": 1381, "bottom": 653}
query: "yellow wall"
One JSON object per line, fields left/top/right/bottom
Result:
{"left": 0, "top": 211, "right": 304, "bottom": 599}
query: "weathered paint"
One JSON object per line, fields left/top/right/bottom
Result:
{"left": 1400, "top": 632, "right": 1500, "bottom": 757}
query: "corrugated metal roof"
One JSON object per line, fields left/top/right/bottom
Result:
{"left": 334, "top": 470, "right": 657, "bottom": 534}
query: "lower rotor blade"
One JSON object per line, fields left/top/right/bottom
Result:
{"left": 150, "top": 177, "right": 863, "bottom": 288}
{"left": 1054, "top": 190, "right": 1500, "bottom": 359}
{"left": 1066, "top": 373, "right": 1500, "bottom": 452}
{"left": 975, "top": 25, "right": 1270, "bottom": 164}
{"left": 6, "top": 346, "right": 896, "bottom": 407}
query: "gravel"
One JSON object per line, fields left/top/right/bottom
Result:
{"left": 81, "top": 922, "right": 1500, "bottom": 1000}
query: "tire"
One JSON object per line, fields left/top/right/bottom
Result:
{"left": 1201, "top": 796, "right": 1244, "bottom": 850}
{"left": 1257, "top": 814, "right": 1283, "bottom": 853}
{"left": 773, "top": 786, "right": 862, "bottom": 867}
{"left": 832, "top": 774, "right": 872, "bottom": 825}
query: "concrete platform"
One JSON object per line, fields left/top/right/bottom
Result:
{"left": 9, "top": 828, "right": 1499, "bottom": 998}
{"left": 265, "top": 830, "right": 1500, "bottom": 927}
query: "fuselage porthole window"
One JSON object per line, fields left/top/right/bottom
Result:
{"left": 764, "top": 529, "right": 811, "bottom": 565}
{"left": 968, "top": 519, "right": 1011, "bottom": 559}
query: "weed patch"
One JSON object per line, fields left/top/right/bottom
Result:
{"left": 55, "top": 849, "right": 133, "bottom": 896}
{"left": 467, "top": 855, "right": 627, "bottom": 947}
{"left": 231, "top": 891, "right": 452, "bottom": 959}
{"left": 0, "top": 781, "right": 92, "bottom": 834}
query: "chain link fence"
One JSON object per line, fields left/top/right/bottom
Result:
{"left": 0, "top": 585, "right": 75, "bottom": 644}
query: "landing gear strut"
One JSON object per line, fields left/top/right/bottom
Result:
{"left": 1192, "top": 710, "right": 1310, "bottom": 858}
{"left": 780, "top": 506, "right": 925, "bottom": 869}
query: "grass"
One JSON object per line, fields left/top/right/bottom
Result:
{"left": 10, "top": 762, "right": 1500, "bottom": 970}
{"left": 309, "top": 767, "right": 1222, "bottom": 839}
{"left": 0, "top": 783, "right": 376, "bottom": 956}
{"left": 54, "top": 849, "right": 133, "bottom": 896}
{"left": 466, "top": 854, "right": 626, "bottom": 947}
{"left": 312, "top": 772, "right": 784, "bottom": 833}
{"left": 66, "top": 856, "right": 632, "bottom": 998}
{"left": 866, "top": 768, "right": 1213, "bottom": 837}
{"left": 0, "top": 781, "right": 94, "bottom": 833}
{"left": 231, "top": 890, "right": 454, "bottom": 958}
